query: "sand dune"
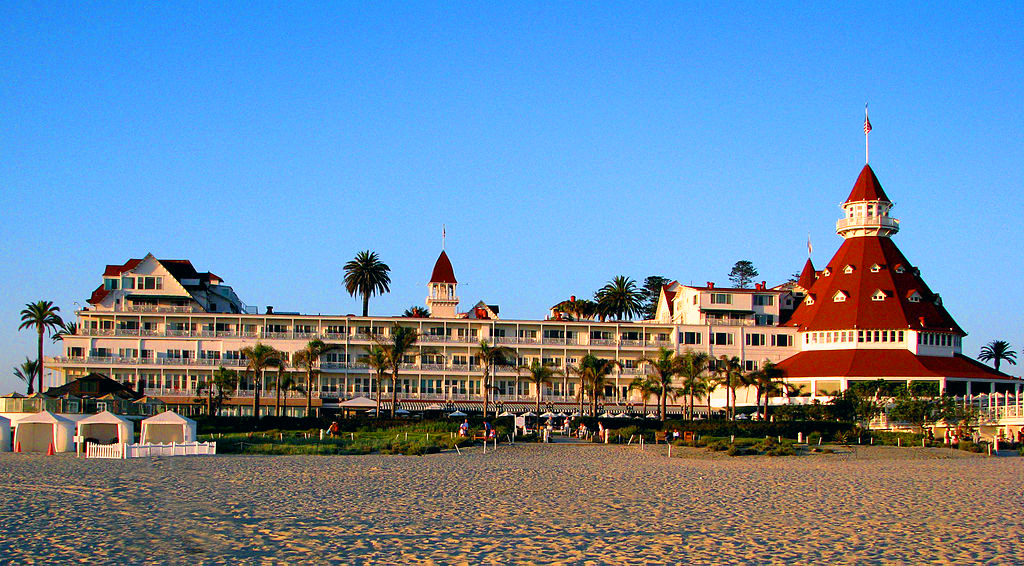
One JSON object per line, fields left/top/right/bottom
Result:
{"left": 1, "top": 445, "right": 1022, "bottom": 564}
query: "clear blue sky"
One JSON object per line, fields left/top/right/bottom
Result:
{"left": 2, "top": 3, "right": 1022, "bottom": 393}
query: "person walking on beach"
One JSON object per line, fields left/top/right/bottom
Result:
{"left": 459, "top": 419, "right": 469, "bottom": 437}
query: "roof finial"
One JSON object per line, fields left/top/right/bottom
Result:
{"left": 864, "top": 103, "right": 872, "bottom": 164}
{"left": 442, "top": 224, "right": 446, "bottom": 251}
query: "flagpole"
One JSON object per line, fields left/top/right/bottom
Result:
{"left": 864, "top": 103, "right": 870, "bottom": 164}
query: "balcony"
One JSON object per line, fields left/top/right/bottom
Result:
{"left": 124, "top": 305, "right": 198, "bottom": 313}
{"left": 836, "top": 216, "right": 900, "bottom": 232}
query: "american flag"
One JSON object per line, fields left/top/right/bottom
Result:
{"left": 864, "top": 106, "right": 872, "bottom": 134}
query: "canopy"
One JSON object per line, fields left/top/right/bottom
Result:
{"left": 448, "top": 410, "right": 467, "bottom": 417}
{"left": 521, "top": 411, "right": 537, "bottom": 417}
{"left": 13, "top": 411, "right": 74, "bottom": 452}
{"left": 0, "top": 416, "right": 9, "bottom": 451}
{"left": 77, "top": 411, "right": 134, "bottom": 445}
{"left": 338, "top": 396, "right": 378, "bottom": 409}
{"left": 539, "top": 411, "right": 556, "bottom": 418}
{"left": 496, "top": 411, "right": 514, "bottom": 417}
{"left": 141, "top": 411, "right": 197, "bottom": 444}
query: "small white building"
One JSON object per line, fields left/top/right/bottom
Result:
{"left": 0, "top": 415, "right": 10, "bottom": 451}
{"left": 77, "top": 411, "right": 134, "bottom": 445}
{"left": 140, "top": 411, "right": 196, "bottom": 444}
{"left": 13, "top": 411, "right": 75, "bottom": 453}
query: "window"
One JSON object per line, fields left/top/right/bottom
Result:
{"left": 822, "top": 268, "right": 831, "bottom": 277}
{"left": 744, "top": 360, "right": 758, "bottom": 372}
{"left": 710, "top": 332, "right": 733, "bottom": 345}
{"left": 833, "top": 291, "right": 847, "bottom": 303}
{"left": 492, "top": 328, "right": 506, "bottom": 338}
{"left": 843, "top": 265, "right": 855, "bottom": 274}
{"left": 872, "top": 290, "right": 887, "bottom": 301}
{"left": 745, "top": 333, "right": 766, "bottom": 346}
{"left": 711, "top": 293, "right": 733, "bottom": 305}
{"left": 895, "top": 265, "right": 906, "bottom": 274}
{"left": 139, "top": 276, "right": 162, "bottom": 290}
{"left": 870, "top": 264, "right": 882, "bottom": 273}
{"left": 681, "top": 331, "right": 702, "bottom": 345}
{"left": 753, "top": 295, "right": 774, "bottom": 306}
{"left": 121, "top": 277, "right": 135, "bottom": 289}
{"left": 858, "top": 330, "right": 865, "bottom": 343}
{"left": 518, "top": 329, "right": 537, "bottom": 339}
{"left": 805, "top": 296, "right": 815, "bottom": 305}
{"left": 772, "top": 334, "right": 793, "bottom": 347}
{"left": 908, "top": 291, "right": 921, "bottom": 303}
{"left": 543, "top": 329, "right": 565, "bottom": 339}
{"left": 103, "top": 278, "right": 119, "bottom": 290}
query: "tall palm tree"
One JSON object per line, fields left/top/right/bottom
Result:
{"left": 241, "top": 342, "right": 283, "bottom": 420}
{"left": 13, "top": 358, "right": 38, "bottom": 395}
{"left": 51, "top": 321, "right": 77, "bottom": 343}
{"left": 476, "top": 340, "right": 517, "bottom": 418}
{"left": 292, "top": 339, "right": 340, "bottom": 418}
{"left": 19, "top": 300, "right": 63, "bottom": 394}
{"left": 571, "top": 354, "right": 621, "bottom": 416}
{"left": 637, "top": 347, "right": 680, "bottom": 421}
{"left": 594, "top": 276, "right": 644, "bottom": 321}
{"left": 677, "top": 350, "right": 710, "bottom": 419}
{"left": 374, "top": 324, "right": 419, "bottom": 418}
{"left": 978, "top": 340, "right": 1017, "bottom": 372}
{"left": 714, "top": 355, "right": 744, "bottom": 420}
{"left": 752, "top": 360, "right": 788, "bottom": 420}
{"left": 517, "top": 360, "right": 562, "bottom": 414}
{"left": 628, "top": 375, "right": 658, "bottom": 415}
{"left": 271, "top": 357, "right": 291, "bottom": 417}
{"left": 358, "top": 346, "right": 389, "bottom": 418}
{"left": 343, "top": 250, "right": 391, "bottom": 316}
{"left": 403, "top": 306, "right": 430, "bottom": 318}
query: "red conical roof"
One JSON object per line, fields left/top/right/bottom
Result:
{"left": 430, "top": 251, "right": 457, "bottom": 284}
{"left": 845, "top": 164, "right": 890, "bottom": 203}
{"left": 784, "top": 236, "right": 963, "bottom": 334}
{"left": 796, "top": 258, "right": 816, "bottom": 291}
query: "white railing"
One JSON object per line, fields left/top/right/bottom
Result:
{"left": 124, "top": 442, "right": 217, "bottom": 457}
{"left": 836, "top": 216, "right": 899, "bottom": 232}
{"left": 86, "top": 443, "right": 125, "bottom": 459}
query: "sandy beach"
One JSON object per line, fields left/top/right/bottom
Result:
{"left": 2, "top": 444, "right": 1023, "bottom": 565}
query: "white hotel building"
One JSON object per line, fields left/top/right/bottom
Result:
{"left": 49, "top": 163, "right": 1017, "bottom": 416}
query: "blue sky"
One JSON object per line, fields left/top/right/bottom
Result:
{"left": 2, "top": 3, "right": 1022, "bottom": 393}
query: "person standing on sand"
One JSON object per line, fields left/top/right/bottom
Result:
{"left": 459, "top": 419, "right": 469, "bottom": 437}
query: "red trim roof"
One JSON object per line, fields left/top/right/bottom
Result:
{"left": 88, "top": 285, "right": 109, "bottom": 305}
{"left": 785, "top": 235, "right": 964, "bottom": 334}
{"left": 429, "top": 251, "right": 457, "bottom": 284}
{"left": 845, "top": 164, "right": 890, "bottom": 203}
{"left": 776, "top": 349, "right": 1015, "bottom": 381}
{"left": 796, "top": 258, "right": 816, "bottom": 290}
{"left": 103, "top": 259, "right": 142, "bottom": 277}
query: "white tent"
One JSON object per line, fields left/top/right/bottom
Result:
{"left": 77, "top": 411, "right": 134, "bottom": 445}
{"left": 0, "top": 416, "right": 10, "bottom": 452}
{"left": 140, "top": 411, "right": 196, "bottom": 444}
{"left": 338, "top": 396, "right": 377, "bottom": 409}
{"left": 13, "top": 411, "right": 75, "bottom": 453}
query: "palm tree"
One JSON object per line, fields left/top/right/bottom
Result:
{"left": 51, "top": 321, "right": 77, "bottom": 343}
{"left": 628, "top": 375, "right": 658, "bottom": 415}
{"left": 517, "top": 361, "right": 562, "bottom": 414}
{"left": 752, "top": 360, "right": 788, "bottom": 420}
{"left": 978, "top": 340, "right": 1017, "bottom": 372}
{"left": 555, "top": 297, "right": 597, "bottom": 321}
{"left": 637, "top": 347, "right": 680, "bottom": 421}
{"left": 19, "top": 300, "right": 63, "bottom": 395}
{"left": 196, "top": 366, "right": 239, "bottom": 417}
{"left": 292, "top": 339, "right": 340, "bottom": 418}
{"left": 373, "top": 324, "right": 419, "bottom": 418}
{"left": 677, "top": 350, "right": 710, "bottom": 419}
{"left": 570, "top": 354, "right": 621, "bottom": 416}
{"left": 594, "top": 276, "right": 644, "bottom": 321}
{"left": 343, "top": 250, "right": 391, "bottom": 316}
{"left": 269, "top": 356, "right": 292, "bottom": 417}
{"left": 714, "top": 355, "right": 744, "bottom": 420}
{"left": 476, "top": 340, "right": 517, "bottom": 418}
{"left": 241, "top": 342, "right": 283, "bottom": 420}
{"left": 358, "top": 346, "right": 389, "bottom": 418}
{"left": 403, "top": 306, "right": 430, "bottom": 318}
{"left": 13, "top": 358, "right": 38, "bottom": 395}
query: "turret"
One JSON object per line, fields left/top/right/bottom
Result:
{"left": 426, "top": 251, "right": 459, "bottom": 318}
{"left": 835, "top": 165, "right": 900, "bottom": 238}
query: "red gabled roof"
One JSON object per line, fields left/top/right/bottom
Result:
{"left": 661, "top": 284, "right": 677, "bottom": 317}
{"left": 88, "top": 285, "right": 109, "bottom": 305}
{"left": 776, "top": 349, "right": 1015, "bottom": 381}
{"left": 845, "top": 164, "right": 890, "bottom": 203}
{"left": 429, "top": 251, "right": 457, "bottom": 284}
{"left": 102, "top": 258, "right": 143, "bottom": 277}
{"left": 784, "top": 235, "right": 964, "bottom": 334}
{"left": 796, "top": 258, "right": 816, "bottom": 290}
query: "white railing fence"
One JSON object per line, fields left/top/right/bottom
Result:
{"left": 86, "top": 441, "right": 217, "bottom": 458}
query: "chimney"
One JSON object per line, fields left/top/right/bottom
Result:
{"left": 570, "top": 295, "right": 576, "bottom": 301}
{"left": 266, "top": 306, "right": 274, "bottom": 315}
{"left": 918, "top": 316, "right": 926, "bottom": 327}
{"left": 707, "top": 282, "right": 714, "bottom": 289}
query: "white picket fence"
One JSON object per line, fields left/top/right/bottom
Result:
{"left": 86, "top": 441, "right": 217, "bottom": 459}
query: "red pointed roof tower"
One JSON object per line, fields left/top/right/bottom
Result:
{"left": 426, "top": 250, "right": 459, "bottom": 318}
{"left": 777, "top": 163, "right": 1011, "bottom": 394}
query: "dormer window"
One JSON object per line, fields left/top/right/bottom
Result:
{"left": 907, "top": 290, "right": 922, "bottom": 303}
{"left": 843, "top": 265, "right": 855, "bottom": 274}
{"left": 871, "top": 289, "right": 888, "bottom": 301}
{"left": 934, "top": 294, "right": 942, "bottom": 307}
{"left": 822, "top": 268, "right": 831, "bottom": 277}
{"left": 894, "top": 264, "right": 906, "bottom": 274}
{"left": 832, "top": 291, "right": 847, "bottom": 302}
{"left": 870, "top": 264, "right": 882, "bottom": 273}
{"left": 805, "top": 295, "right": 815, "bottom": 306}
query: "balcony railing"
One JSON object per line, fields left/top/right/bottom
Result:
{"left": 836, "top": 216, "right": 900, "bottom": 232}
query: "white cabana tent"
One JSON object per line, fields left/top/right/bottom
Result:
{"left": 13, "top": 411, "right": 75, "bottom": 452}
{"left": 338, "top": 396, "right": 378, "bottom": 409}
{"left": 77, "top": 411, "right": 134, "bottom": 445}
{"left": 0, "top": 416, "right": 10, "bottom": 451}
{"left": 140, "top": 411, "right": 196, "bottom": 444}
